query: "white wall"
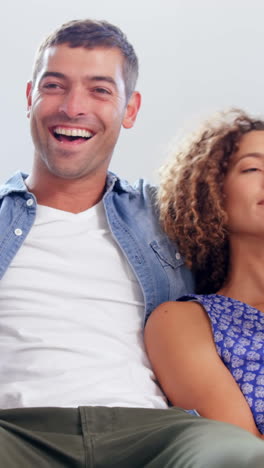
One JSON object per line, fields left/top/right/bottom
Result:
{"left": 1, "top": 0, "right": 264, "bottom": 183}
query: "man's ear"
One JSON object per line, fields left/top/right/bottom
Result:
{"left": 122, "top": 91, "right": 141, "bottom": 129}
{"left": 26, "top": 81, "right": 32, "bottom": 118}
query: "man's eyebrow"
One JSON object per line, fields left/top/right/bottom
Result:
{"left": 39, "top": 72, "right": 117, "bottom": 87}
{"left": 39, "top": 71, "right": 66, "bottom": 82}
{"left": 86, "top": 75, "right": 117, "bottom": 88}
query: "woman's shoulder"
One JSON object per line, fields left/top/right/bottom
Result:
{"left": 146, "top": 299, "right": 208, "bottom": 329}
{"left": 178, "top": 293, "right": 246, "bottom": 313}
{"left": 179, "top": 293, "right": 227, "bottom": 304}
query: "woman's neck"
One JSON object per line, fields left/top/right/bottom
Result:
{"left": 218, "top": 235, "right": 264, "bottom": 309}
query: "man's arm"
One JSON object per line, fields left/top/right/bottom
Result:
{"left": 144, "top": 300, "right": 263, "bottom": 439}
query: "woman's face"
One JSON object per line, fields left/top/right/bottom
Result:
{"left": 223, "top": 130, "right": 264, "bottom": 238}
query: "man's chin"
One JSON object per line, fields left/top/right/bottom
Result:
{"left": 47, "top": 167, "right": 91, "bottom": 180}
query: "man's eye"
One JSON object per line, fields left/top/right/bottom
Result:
{"left": 93, "top": 87, "right": 111, "bottom": 95}
{"left": 43, "top": 83, "right": 61, "bottom": 89}
{"left": 40, "top": 82, "right": 65, "bottom": 94}
{"left": 40, "top": 82, "right": 64, "bottom": 92}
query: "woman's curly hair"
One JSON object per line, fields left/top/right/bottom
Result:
{"left": 159, "top": 109, "right": 264, "bottom": 294}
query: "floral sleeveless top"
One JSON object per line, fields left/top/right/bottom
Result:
{"left": 180, "top": 294, "right": 264, "bottom": 434}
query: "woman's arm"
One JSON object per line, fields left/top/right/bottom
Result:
{"left": 144, "top": 301, "right": 263, "bottom": 439}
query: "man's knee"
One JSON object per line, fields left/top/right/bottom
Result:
{"left": 154, "top": 415, "right": 264, "bottom": 468}
{"left": 177, "top": 419, "right": 264, "bottom": 468}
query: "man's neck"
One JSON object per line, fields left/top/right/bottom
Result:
{"left": 25, "top": 172, "right": 107, "bottom": 213}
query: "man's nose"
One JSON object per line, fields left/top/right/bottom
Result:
{"left": 58, "top": 88, "right": 89, "bottom": 118}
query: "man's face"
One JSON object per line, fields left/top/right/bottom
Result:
{"left": 27, "top": 44, "right": 140, "bottom": 181}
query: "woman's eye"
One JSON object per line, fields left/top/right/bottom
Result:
{"left": 241, "top": 167, "right": 260, "bottom": 173}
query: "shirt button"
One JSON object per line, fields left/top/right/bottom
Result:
{"left": 14, "top": 228, "right": 23, "bottom": 236}
{"left": 26, "top": 198, "right": 34, "bottom": 206}
{"left": 175, "top": 252, "right": 181, "bottom": 260}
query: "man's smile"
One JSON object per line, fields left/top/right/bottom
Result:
{"left": 50, "top": 126, "right": 95, "bottom": 144}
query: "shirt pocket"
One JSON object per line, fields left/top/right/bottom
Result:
{"left": 150, "top": 239, "right": 184, "bottom": 269}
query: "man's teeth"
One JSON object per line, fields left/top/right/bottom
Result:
{"left": 54, "top": 127, "right": 93, "bottom": 138}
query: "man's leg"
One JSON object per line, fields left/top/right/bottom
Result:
{"left": 80, "top": 406, "right": 264, "bottom": 468}
{"left": 0, "top": 407, "right": 85, "bottom": 468}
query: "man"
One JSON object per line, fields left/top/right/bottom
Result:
{"left": 0, "top": 18, "right": 263, "bottom": 467}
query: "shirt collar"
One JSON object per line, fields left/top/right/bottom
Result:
{"left": 0, "top": 170, "right": 134, "bottom": 200}
{"left": 0, "top": 171, "right": 28, "bottom": 199}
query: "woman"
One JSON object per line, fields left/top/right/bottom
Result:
{"left": 145, "top": 109, "right": 264, "bottom": 439}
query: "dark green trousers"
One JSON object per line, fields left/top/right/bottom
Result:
{"left": 0, "top": 406, "right": 263, "bottom": 467}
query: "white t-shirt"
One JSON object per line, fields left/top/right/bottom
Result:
{"left": 0, "top": 202, "right": 168, "bottom": 409}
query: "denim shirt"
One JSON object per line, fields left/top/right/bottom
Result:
{"left": 0, "top": 171, "right": 194, "bottom": 322}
